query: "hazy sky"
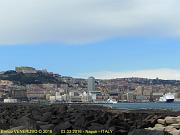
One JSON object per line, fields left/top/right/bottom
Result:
{"left": 0, "top": 0, "right": 180, "bottom": 79}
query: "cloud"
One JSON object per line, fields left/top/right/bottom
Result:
{"left": 0, "top": 0, "right": 180, "bottom": 44}
{"left": 77, "top": 69, "right": 180, "bottom": 80}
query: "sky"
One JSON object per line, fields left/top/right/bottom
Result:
{"left": 0, "top": 0, "right": 180, "bottom": 80}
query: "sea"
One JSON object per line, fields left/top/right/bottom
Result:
{"left": 105, "top": 102, "right": 180, "bottom": 111}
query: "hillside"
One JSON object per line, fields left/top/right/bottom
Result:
{"left": 0, "top": 70, "right": 60, "bottom": 85}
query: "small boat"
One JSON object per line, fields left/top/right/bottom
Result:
{"left": 106, "top": 99, "right": 117, "bottom": 104}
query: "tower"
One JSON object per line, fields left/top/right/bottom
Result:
{"left": 88, "top": 77, "right": 95, "bottom": 92}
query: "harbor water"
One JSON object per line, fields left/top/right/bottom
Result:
{"left": 106, "top": 102, "right": 180, "bottom": 111}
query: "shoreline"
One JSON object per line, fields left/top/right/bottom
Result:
{"left": 2, "top": 102, "right": 180, "bottom": 112}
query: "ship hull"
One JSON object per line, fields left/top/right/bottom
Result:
{"left": 166, "top": 99, "right": 174, "bottom": 103}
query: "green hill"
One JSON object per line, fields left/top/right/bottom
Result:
{"left": 0, "top": 70, "right": 59, "bottom": 85}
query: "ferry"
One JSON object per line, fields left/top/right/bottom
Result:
{"left": 159, "top": 93, "right": 175, "bottom": 103}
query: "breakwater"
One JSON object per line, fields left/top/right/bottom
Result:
{"left": 0, "top": 103, "right": 179, "bottom": 135}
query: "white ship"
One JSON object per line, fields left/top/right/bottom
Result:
{"left": 159, "top": 93, "right": 175, "bottom": 103}
{"left": 106, "top": 99, "right": 117, "bottom": 104}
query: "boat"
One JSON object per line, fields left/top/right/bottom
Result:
{"left": 159, "top": 93, "right": 175, "bottom": 103}
{"left": 106, "top": 99, "right": 117, "bottom": 104}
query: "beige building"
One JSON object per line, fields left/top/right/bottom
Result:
{"left": 15, "top": 67, "right": 37, "bottom": 74}
{"left": 143, "top": 86, "right": 153, "bottom": 96}
{"left": 0, "top": 80, "right": 13, "bottom": 86}
{"left": 135, "top": 86, "right": 144, "bottom": 96}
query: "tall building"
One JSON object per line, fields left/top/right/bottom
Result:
{"left": 88, "top": 77, "right": 95, "bottom": 92}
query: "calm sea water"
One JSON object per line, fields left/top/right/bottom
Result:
{"left": 105, "top": 102, "right": 180, "bottom": 110}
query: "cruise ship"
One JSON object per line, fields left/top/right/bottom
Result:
{"left": 159, "top": 93, "right": 175, "bottom": 103}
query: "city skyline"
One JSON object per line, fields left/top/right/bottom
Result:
{"left": 0, "top": 0, "right": 180, "bottom": 80}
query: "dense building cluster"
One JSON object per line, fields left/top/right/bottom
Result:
{"left": 0, "top": 67, "right": 180, "bottom": 103}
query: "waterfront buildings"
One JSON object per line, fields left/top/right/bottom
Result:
{"left": 1, "top": 67, "right": 180, "bottom": 103}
